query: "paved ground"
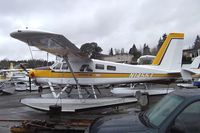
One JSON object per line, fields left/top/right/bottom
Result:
{"left": 0, "top": 84, "right": 176, "bottom": 133}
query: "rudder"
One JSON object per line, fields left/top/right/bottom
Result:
{"left": 152, "top": 33, "right": 184, "bottom": 70}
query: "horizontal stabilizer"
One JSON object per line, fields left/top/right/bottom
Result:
{"left": 181, "top": 69, "right": 193, "bottom": 81}
{"left": 181, "top": 55, "right": 200, "bottom": 80}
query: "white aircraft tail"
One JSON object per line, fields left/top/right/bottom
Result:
{"left": 9, "top": 63, "right": 13, "bottom": 69}
{"left": 152, "top": 33, "right": 184, "bottom": 70}
{"left": 190, "top": 56, "right": 200, "bottom": 69}
{"left": 181, "top": 56, "right": 200, "bottom": 80}
{"left": 181, "top": 69, "right": 192, "bottom": 81}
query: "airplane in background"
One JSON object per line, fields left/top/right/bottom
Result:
{"left": 0, "top": 63, "right": 29, "bottom": 82}
{"left": 181, "top": 56, "right": 200, "bottom": 79}
{"left": 174, "top": 55, "right": 200, "bottom": 88}
{"left": 10, "top": 30, "right": 184, "bottom": 99}
{"left": 0, "top": 63, "right": 28, "bottom": 94}
{"left": 0, "top": 62, "right": 38, "bottom": 93}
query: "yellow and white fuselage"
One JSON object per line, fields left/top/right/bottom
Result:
{"left": 10, "top": 30, "right": 184, "bottom": 86}
{"left": 29, "top": 59, "right": 180, "bottom": 86}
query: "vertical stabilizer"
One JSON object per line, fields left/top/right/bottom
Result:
{"left": 9, "top": 63, "right": 13, "bottom": 69}
{"left": 152, "top": 33, "right": 184, "bottom": 70}
{"left": 190, "top": 56, "right": 200, "bottom": 69}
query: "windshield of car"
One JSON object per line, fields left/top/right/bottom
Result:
{"left": 145, "top": 94, "right": 184, "bottom": 127}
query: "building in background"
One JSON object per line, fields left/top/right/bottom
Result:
{"left": 183, "top": 48, "right": 200, "bottom": 64}
{"left": 101, "top": 53, "right": 135, "bottom": 64}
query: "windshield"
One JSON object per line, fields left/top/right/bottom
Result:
{"left": 146, "top": 94, "right": 184, "bottom": 127}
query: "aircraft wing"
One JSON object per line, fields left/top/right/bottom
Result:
{"left": 0, "top": 69, "right": 23, "bottom": 72}
{"left": 10, "top": 30, "right": 90, "bottom": 62}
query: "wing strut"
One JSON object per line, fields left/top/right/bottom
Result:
{"left": 64, "top": 56, "right": 83, "bottom": 99}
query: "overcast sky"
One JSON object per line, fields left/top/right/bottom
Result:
{"left": 0, "top": 0, "right": 200, "bottom": 60}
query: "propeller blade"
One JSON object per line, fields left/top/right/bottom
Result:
{"left": 19, "top": 63, "right": 32, "bottom": 92}
{"left": 29, "top": 77, "right": 31, "bottom": 92}
{"left": 20, "top": 64, "right": 29, "bottom": 74}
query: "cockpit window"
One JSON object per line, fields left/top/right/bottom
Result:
{"left": 53, "top": 63, "right": 61, "bottom": 70}
{"left": 80, "top": 64, "right": 93, "bottom": 72}
{"left": 62, "top": 63, "right": 68, "bottom": 70}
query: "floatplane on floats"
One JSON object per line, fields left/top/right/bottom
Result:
{"left": 0, "top": 63, "right": 36, "bottom": 94}
{"left": 10, "top": 30, "right": 184, "bottom": 112}
{"left": 0, "top": 62, "right": 39, "bottom": 93}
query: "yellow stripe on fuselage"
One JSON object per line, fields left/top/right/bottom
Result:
{"left": 152, "top": 33, "right": 184, "bottom": 65}
{"left": 31, "top": 70, "right": 180, "bottom": 78}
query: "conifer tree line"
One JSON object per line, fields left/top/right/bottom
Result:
{"left": 0, "top": 59, "right": 54, "bottom": 69}
{"left": 108, "top": 34, "right": 200, "bottom": 63}
{"left": 108, "top": 33, "right": 167, "bottom": 57}
{"left": 79, "top": 34, "right": 168, "bottom": 60}
{"left": 193, "top": 35, "right": 200, "bottom": 49}
{"left": 80, "top": 34, "right": 200, "bottom": 62}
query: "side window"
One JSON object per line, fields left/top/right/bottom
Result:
{"left": 53, "top": 63, "right": 61, "bottom": 70}
{"left": 107, "top": 65, "right": 116, "bottom": 71}
{"left": 95, "top": 64, "right": 104, "bottom": 70}
{"left": 170, "top": 101, "right": 200, "bottom": 133}
{"left": 62, "top": 63, "right": 68, "bottom": 70}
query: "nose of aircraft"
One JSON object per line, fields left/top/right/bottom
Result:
{"left": 29, "top": 70, "right": 35, "bottom": 78}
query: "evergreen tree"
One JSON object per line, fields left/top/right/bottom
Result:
{"left": 121, "top": 48, "right": 125, "bottom": 54}
{"left": 143, "top": 43, "right": 151, "bottom": 55}
{"left": 129, "top": 44, "right": 137, "bottom": 55}
{"left": 0, "top": 59, "right": 54, "bottom": 69}
{"left": 114, "top": 49, "right": 120, "bottom": 55}
{"left": 151, "top": 46, "right": 157, "bottom": 55}
{"left": 193, "top": 35, "right": 200, "bottom": 49}
{"left": 109, "top": 48, "right": 114, "bottom": 55}
{"left": 162, "top": 33, "right": 167, "bottom": 41}
{"left": 157, "top": 33, "right": 167, "bottom": 53}
{"left": 157, "top": 37, "right": 162, "bottom": 52}
{"left": 129, "top": 44, "right": 141, "bottom": 58}
{"left": 80, "top": 42, "right": 103, "bottom": 59}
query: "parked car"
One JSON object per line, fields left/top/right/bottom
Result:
{"left": 87, "top": 89, "right": 200, "bottom": 133}
{"left": 193, "top": 80, "right": 200, "bottom": 87}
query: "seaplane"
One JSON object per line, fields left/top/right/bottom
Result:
{"left": 0, "top": 63, "right": 33, "bottom": 94}
{"left": 10, "top": 30, "right": 184, "bottom": 112}
{"left": 176, "top": 55, "right": 200, "bottom": 88}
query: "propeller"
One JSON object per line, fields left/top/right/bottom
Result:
{"left": 20, "top": 63, "right": 32, "bottom": 92}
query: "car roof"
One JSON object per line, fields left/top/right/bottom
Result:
{"left": 171, "top": 89, "right": 200, "bottom": 99}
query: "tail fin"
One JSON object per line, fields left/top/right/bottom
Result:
{"left": 190, "top": 56, "right": 200, "bottom": 69}
{"left": 181, "top": 56, "right": 200, "bottom": 81}
{"left": 152, "top": 33, "right": 184, "bottom": 70}
{"left": 9, "top": 63, "right": 13, "bottom": 69}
